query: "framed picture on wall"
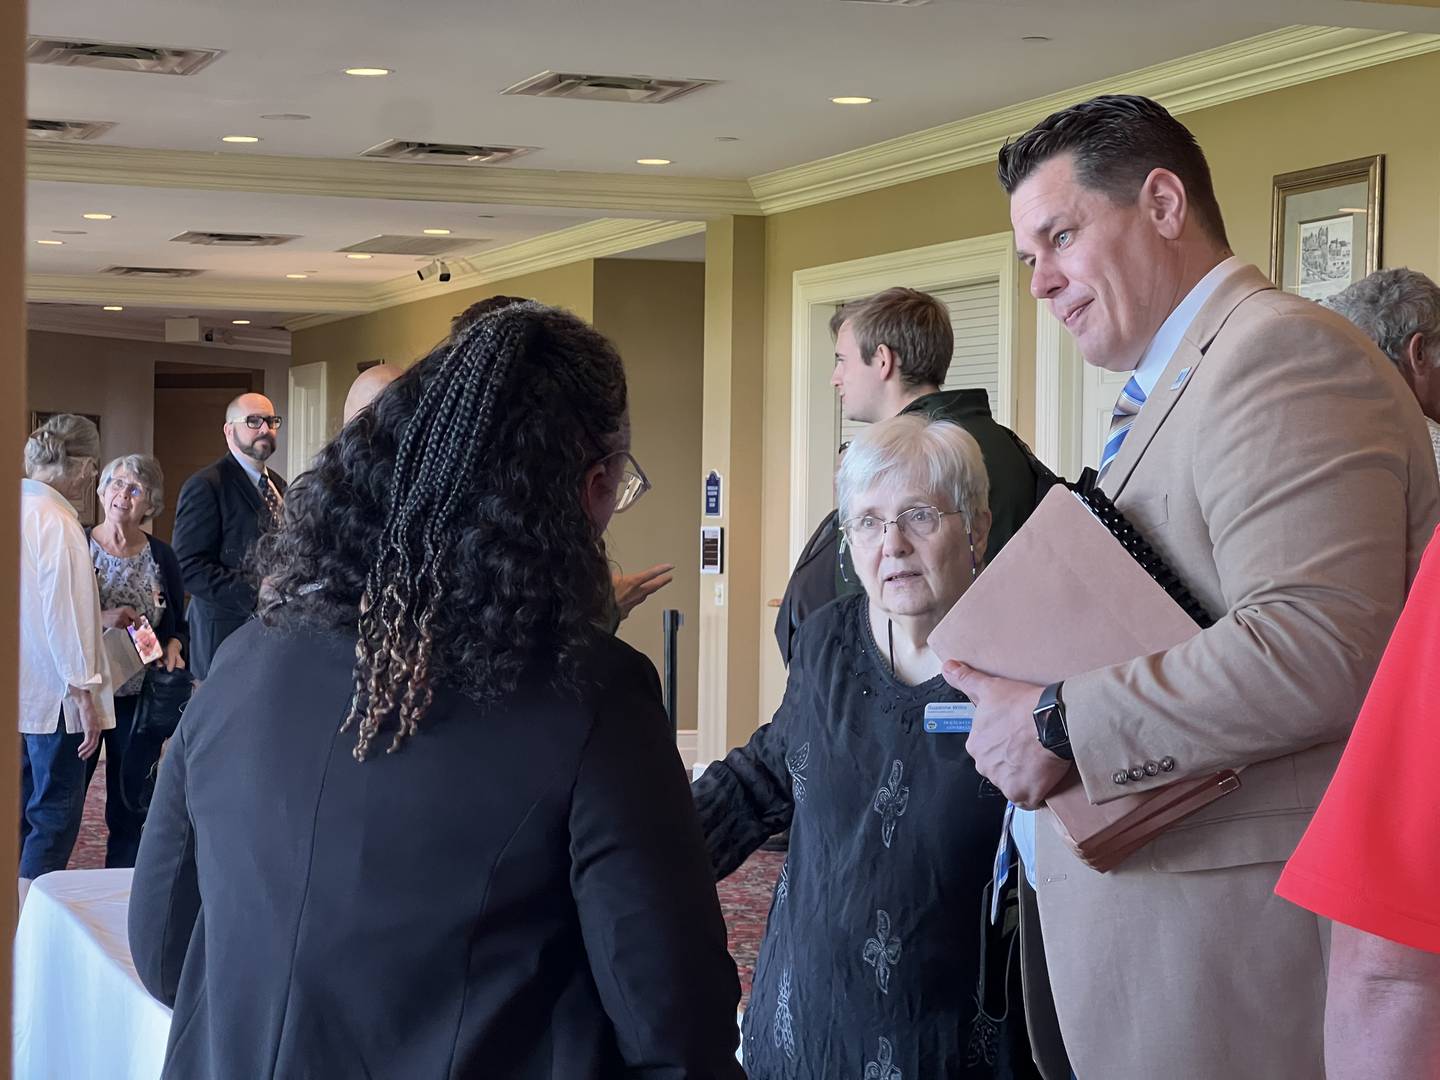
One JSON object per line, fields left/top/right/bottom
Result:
{"left": 29, "top": 410, "right": 102, "bottom": 525}
{"left": 1270, "top": 155, "right": 1383, "bottom": 300}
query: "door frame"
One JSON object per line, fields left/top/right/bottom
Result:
{"left": 286, "top": 360, "right": 329, "bottom": 480}
{"left": 788, "top": 232, "right": 1018, "bottom": 564}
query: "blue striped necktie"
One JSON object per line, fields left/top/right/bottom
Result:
{"left": 1098, "top": 375, "right": 1147, "bottom": 480}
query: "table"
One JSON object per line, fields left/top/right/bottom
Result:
{"left": 14, "top": 869, "right": 172, "bottom": 1080}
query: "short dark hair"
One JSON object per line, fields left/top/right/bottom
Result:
{"left": 830, "top": 286, "right": 953, "bottom": 389}
{"left": 997, "top": 94, "right": 1229, "bottom": 247}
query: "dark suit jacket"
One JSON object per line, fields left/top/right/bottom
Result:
{"left": 145, "top": 534, "right": 189, "bottom": 657}
{"left": 170, "top": 454, "right": 286, "bottom": 678}
{"left": 129, "top": 619, "right": 744, "bottom": 1080}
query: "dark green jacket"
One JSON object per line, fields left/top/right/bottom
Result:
{"left": 773, "top": 388, "right": 1044, "bottom": 664}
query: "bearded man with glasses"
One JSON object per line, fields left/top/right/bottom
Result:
{"left": 172, "top": 392, "right": 289, "bottom": 680}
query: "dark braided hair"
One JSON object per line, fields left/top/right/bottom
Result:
{"left": 256, "top": 303, "right": 627, "bottom": 761}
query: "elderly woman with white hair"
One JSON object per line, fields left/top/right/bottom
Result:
{"left": 88, "top": 453, "right": 189, "bottom": 867}
{"left": 693, "top": 414, "right": 1036, "bottom": 1079}
{"left": 19, "top": 414, "right": 114, "bottom": 895}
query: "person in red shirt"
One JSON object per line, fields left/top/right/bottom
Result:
{"left": 1277, "top": 526, "right": 1440, "bottom": 1079}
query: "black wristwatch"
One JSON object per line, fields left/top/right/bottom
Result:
{"left": 1033, "top": 682, "right": 1074, "bottom": 762}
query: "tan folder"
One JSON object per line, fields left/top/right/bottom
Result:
{"left": 927, "top": 485, "right": 1239, "bottom": 872}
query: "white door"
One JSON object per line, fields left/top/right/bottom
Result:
{"left": 287, "top": 361, "right": 328, "bottom": 479}
{"left": 1080, "top": 363, "right": 1134, "bottom": 472}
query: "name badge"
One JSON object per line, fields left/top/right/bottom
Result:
{"left": 923, "top": 701, "right": 974, "bottom": 734}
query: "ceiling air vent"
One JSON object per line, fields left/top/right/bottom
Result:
{"left": 339, "top": 234, "right": 489, "bottom": 257}
{"left": 101, "top": 266, "right": 206, "bottom": 279}
{"left": 360, "top": 139, "right": 534, "bottom": 166}
{"left": 501, "top": 70, "right": 716, "bottom": 105}
{"left": 27, "top": 117, "right": 116, "bottom": 141}
{"left": 26, "top": 36, "right": 222, "bottom": 76}
{"left": 171, "top": 230, "right": 298, "bottom": 248}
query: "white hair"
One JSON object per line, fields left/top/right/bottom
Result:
{"left": 1324, "top": 268, "right": 1440, "bottom": 369}
{"left": 98, "top": 453, "right": 166, "bottom": 522}
{"left": 24, "top": 413, "right": 100, "bottom": 484}
{"left": 836, "top": 414, "right": 989, "bottom": 527}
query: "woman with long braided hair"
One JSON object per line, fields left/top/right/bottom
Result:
{"left": 128, "top": 303, "right": 744, "bottom": 1080}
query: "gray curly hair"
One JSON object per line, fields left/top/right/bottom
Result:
{"left": 98, "top": 454, "right": 166, "bottom": 522}
{"left": 24, "top": 414, "right": 100, "bottom": 484}
{"left": 1324, "top": 268, "right": 1440, "bottom": 370}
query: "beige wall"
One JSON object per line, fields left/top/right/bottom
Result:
{"left": 26, "top": 331, "right": 291, "bottom": 466}
{"left": 593, "top": 259, "right": 706, "bottom": 731}
{"left": 290, "top": 260, "right": 596, "bottom": 432}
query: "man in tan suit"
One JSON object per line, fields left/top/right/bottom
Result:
{"left": 945, "top": 94, "right": 1440, "bottom": 1079}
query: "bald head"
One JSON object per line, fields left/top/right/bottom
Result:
{"left": 343, "top": 364, "right": 402, "bottom": 423}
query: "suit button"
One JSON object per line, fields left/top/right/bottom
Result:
{"left": 1159, "top": 756, "right": 1176, "bottom": 772}
{"left": 1112, "top": 770, "right": 1129, "bottom": 785}
{"left": 1128, "top": 766, "right": 1146, "bottom": 781}
{"left": 1144, "top": 761, "right": 1160, "bottom": 776}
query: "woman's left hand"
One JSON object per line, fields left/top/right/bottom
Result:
{"left": 163, "top": 639, "right": 186, "bottom": 673}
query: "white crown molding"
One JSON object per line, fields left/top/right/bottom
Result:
{"left": 750, "top": 26, "right": 1440, "bottom": 214}
{"left": 27, "top": 142, "right": 761, "bottom": 217}
{"left": 27, "top": 312, "right": 291, "bottom": 354}
{"left": 29, "top": 219, "right": 707, "bottom": 331}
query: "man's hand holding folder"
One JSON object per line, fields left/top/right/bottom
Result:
{"left": 927, "top": 484, "right": 1240, "bottom": 872}
{"left": 939, "top": 661, "right": 1068, "bottom": 810}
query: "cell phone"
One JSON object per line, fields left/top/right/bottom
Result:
{"left": 127, "top": 616, "right": 163, "bottom": 665}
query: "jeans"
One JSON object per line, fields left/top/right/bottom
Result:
{"left": 84, "top": 695, "right": 159, "bottom": 868}
{"left": 19, "top": 713, "right": 86, "bottom": 879}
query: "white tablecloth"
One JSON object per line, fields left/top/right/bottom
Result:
{"left": 14, "top": 869, "right": 172, "bottom": 1080}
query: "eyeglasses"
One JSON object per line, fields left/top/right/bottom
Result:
{"left": 604, "top": 451, "right": 651, "bottom": 514}
{"left": 841, "top": 504, "right": 963, "bottom": 548}
{"left": 230, "top": 414, "right": 283, "bottom": 431}
{"left": 104, "top": 478, "right": 144, "bottom": 500}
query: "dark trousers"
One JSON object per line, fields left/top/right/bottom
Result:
{"left": 83, "top": 695, "right": 161, "bottom": 869}
{"left": 19, "top": 713, "right": 86, "bottom": 879}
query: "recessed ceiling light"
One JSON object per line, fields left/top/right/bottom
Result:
{"left": 232, "top": 319, "right": 251, "bottom": 325}
{"left": 346, "top": 253, "right": 373, "bottom": 260}
{"left": 260, "top": 113, "right": 311, "bottom": 121}
{"left": 831, "top": 96, "right": 874, "bottom": 105}
{"left": 82, "top": 212, "right": 113, "bottom": 221}
{"left": 36, "top": 239, "right": 64, "bottom": 245}
{"left": 344, "top": 67, "right": 391, "bottom": 77}
{"left": 102, "top": 305, "right": 123, "bottom": 312}
{"left": 285, "top": 273, "right": 309, "bottom": 279}
{"left": 221, "top": 135, "right": 261, "bottom": 144}
{"left": 636, "top": 158, "right": 672, "bottom": 166}
{"left": 422, "top": 228, "right": 451, "bottom": 235}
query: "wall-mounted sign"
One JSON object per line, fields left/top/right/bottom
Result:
{"left": 701, "top": 526, "right": 725, "bottom": 575}
{"left": 704, "top": 470, "right": 723, "bottom": 517}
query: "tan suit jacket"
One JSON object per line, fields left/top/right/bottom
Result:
{"left": 1034, "top": 264, "right": 1440, "bottom": 1079}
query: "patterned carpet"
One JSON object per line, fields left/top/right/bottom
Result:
{"left": 67, "top": 767, "right": 783, "bottom": 1009}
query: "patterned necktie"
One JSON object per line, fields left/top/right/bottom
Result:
{"left": 1097, "top": 374, "right": 1147, "bottom": 480}
{"left": 258, "top": 474, "right": 281, "bottom": 523}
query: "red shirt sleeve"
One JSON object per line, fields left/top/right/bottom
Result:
{"left": 1276, "top": 526, "right": 1440, "bottom": 953}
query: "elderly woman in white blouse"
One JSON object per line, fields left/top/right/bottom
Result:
{"left": 19, "top": 414, "right": 115, "bottom": 898}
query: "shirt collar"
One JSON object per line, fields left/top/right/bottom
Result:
{"left": 1131, "top": 255, "right": 1243, "bottom": 399}
{"left": 21, "top": 477, "right": 80, "bottom": 519}
{"left": 230, "top": 449, "right": 267, "bottom": 486}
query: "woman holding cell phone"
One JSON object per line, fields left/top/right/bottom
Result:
{"left": 88, "top": 453, "right": 188, "bottom": 867}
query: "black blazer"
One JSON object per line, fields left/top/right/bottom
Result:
{"left": 171, "top": 455, "right": 286, "bottom": 676}
{"left": 129, "top": 620, "right": 744, "bottom": 1080}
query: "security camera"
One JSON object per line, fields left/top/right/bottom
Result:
{"left": 416, "top": 260, "right": 440, "bottom": 282}
{"left": 438, "top": 262, "right": 452, "bottom": 283}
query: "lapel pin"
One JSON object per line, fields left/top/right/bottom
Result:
{"left": 1169, "top": 366, "right": 1192, "bottom": 391}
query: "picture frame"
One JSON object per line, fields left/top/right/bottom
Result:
{"left": 29, "top": 410, "right": 103, "bottom": 525}
{"left": 1270, "top": 155, "right": 1383, "bottom": 300}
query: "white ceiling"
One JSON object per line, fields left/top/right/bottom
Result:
{"left": 28, "top": 302, "right": 293, "bottom": 352}
{"left": 24, "top": 0, "right": 1440, "bottom": 338}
